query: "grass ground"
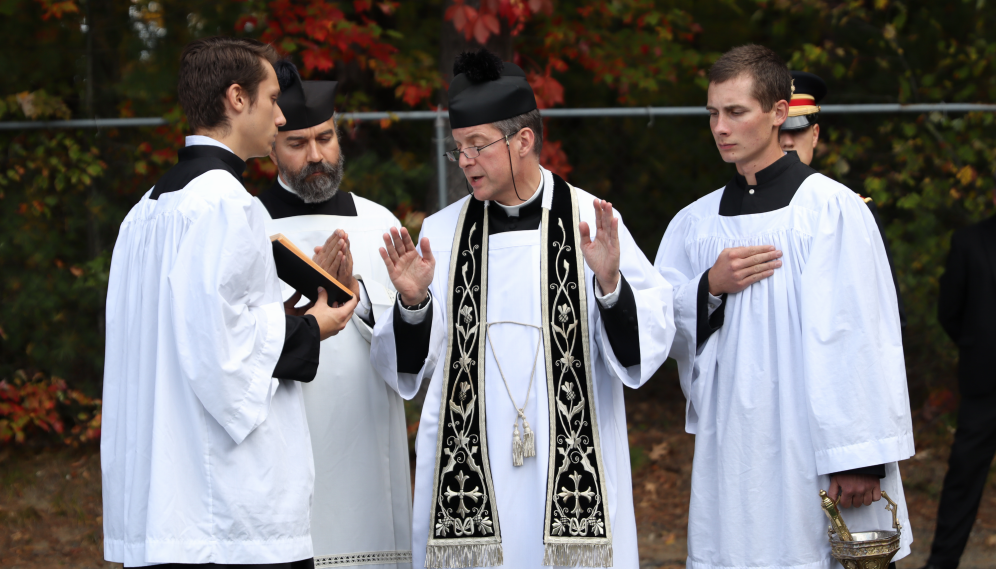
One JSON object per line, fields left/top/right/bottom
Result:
{"left": 2, "top": 369, "right": 995, "bottom": 568}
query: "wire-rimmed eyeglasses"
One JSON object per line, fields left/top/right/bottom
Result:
{"left": 444, "top": 136, "right": 506, "bottom": 162}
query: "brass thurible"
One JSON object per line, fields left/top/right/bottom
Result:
{"left": 818, "top": 489, "right": 902, "bottom": 569}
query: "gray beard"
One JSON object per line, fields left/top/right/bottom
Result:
{"left": 280, "top": 153, "right": 345, "bottom": 204}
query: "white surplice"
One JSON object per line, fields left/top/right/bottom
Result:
{"left": 102, "top": 166, "right": 314, "bottom": 566}
{"left": 654, "top": 174, "right": 915, "bottom": 569}
{"left": 370, "top": 167, "right": 676, "bottom": 569}
{"left": 259, "top": 193, "right": 414, "bottom": 569}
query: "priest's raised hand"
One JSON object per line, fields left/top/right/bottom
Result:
{"left": 379, "top": 226, "right": 435, "bottom": 306}
{"left": 579, "top": 198, "right": 621, "bottom": 294}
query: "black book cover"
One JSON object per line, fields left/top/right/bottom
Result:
{"left": 270, "top": 234, "right": 354, "bottom": 306}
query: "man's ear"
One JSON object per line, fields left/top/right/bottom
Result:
{"left": 811, "top": 123, "right": 821, "bottom": 148}
{"left": 224, "top": 83, "right": 248, "bottom": 116}
{"left": 516, "top": 127, "right": 536, "bottom": 158}
{"left": 772, "top": 99, "right": 789, "bottom": 127}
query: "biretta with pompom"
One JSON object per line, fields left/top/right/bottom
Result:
{"left": 274, "top": 60, "right": 338, "bottom": 132}
{"left": 448, "top": 49, "right": 537, "bottom": 129}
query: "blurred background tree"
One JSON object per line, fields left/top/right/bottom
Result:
{"left": 1, "top": 0, "right": 993, "bottom": 413}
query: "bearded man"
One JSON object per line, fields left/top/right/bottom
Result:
{"left": 255, "top": 60, "right": 413, "bottom": 569}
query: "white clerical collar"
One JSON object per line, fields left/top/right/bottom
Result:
{"left": 493, "top": 168, "right": 543, "bottom": 218}
{"left": 185, "top": 135, "right": 235, "bottom": 154}
{"left": 277, "top": 174, "right": 300, "bottom": 196}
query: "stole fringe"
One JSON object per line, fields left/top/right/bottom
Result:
{"left": 425, "top": 543, "right": 503, "bottom": 568}
{"left": 543, "top": 543, "right": 613, "bottom": 568}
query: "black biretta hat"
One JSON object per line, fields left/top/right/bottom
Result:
{"left": 448, "top": 49, "right": 537, "bottom": 129}
{"left": 274, "top": 60, "right": 338, "bottom": 132}
{"left": 781, "top": 71, "right": 827, "bottom": 132}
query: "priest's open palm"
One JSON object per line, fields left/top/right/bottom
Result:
{"left": 579, "top": 199, "right": 621, "bottom": 294}
{"left": 380, "top": 226, "right": 435, "bottom": 306}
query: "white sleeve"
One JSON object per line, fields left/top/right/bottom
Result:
{"left": 353, "top": 278, "right": 373, "bottom": 322}
{"left": 398, "top": 295, "right": 431, "bottom": 324}
{"left": 706, "top": 292, "right": 723, "bottom": 316}
{"left": 593, "top": 279, "right": 620, "bottom": 308}
{"left": 370, "top": 238, "right": 448, "bottom": 400}
{"left": 168, "top": 196, "right": 284, "bottom": 445}
{"left": 800, "top": 190, "right": 915, "bottom": 474}
{"left": 594, "top": 213, "right": 675, "bottom": 388}
{"left": 654, "top": 211, "right": 711, "bottom": 434}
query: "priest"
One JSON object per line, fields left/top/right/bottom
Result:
{"left": 778, "top": 70, "right": 906, "bottom": 327}
{"left": 102, "top": 37, "right": 357, "bottom": 568}
{"left": 255, "top": 60, "right": 413, "bottom": 569}
{"left": 370, "top": 49, "right": 675, "bottom": 569}
{"left": 654, "top": 45, "right": 915, "bottom": 569}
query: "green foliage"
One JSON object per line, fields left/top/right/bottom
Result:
{"left": 340, "top": 146, "right": 433, "bottom": 213}
{"left": 0, "top": 92, "right": 112, "bottom": 385}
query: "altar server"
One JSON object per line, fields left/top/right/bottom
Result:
{"left": 654, "top": 45, "right": 914, "bottom": 569}
{"left": 102, "top": 37, "right": 356, "bottom": 568}
{"left": 255, "top": 60, "right": 413, "bottom": 569}
{"left": 370, "top": 49, "right": 674, "bottom": 569}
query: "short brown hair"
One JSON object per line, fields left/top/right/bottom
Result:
{"left": 493, "top": 109, "right": 544, "bottom": 157}
{"left": 708, "top": 45, "right": 792, "bottom": 112}
{"left": 178, "top": 37, "right": 278, "bottom": 133}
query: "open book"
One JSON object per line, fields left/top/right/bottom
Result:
{"left": 270, "top": 233, "right": 355, "bottom": 306}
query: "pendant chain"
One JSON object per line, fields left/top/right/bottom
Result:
{"left": 485, "top": 320, "right": 542, "bottom": 466}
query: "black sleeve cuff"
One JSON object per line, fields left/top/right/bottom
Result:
{"left": 394, "top": 293, "right": 433, "bottom": 374}
{"left": 696, "top": 268, "right": 726, "bottom": 349}
{"left": 273, "top": 314, "right": 321, "bottom": 382}
{"left": 832, "top": 464, "right": 887, "bottom": 479}
{"left": 595, "top": 273, "right": 641, "bottom": 368}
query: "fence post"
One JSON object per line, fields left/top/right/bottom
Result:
{"left": 435, "top": 110, "right": 448, "bottom": 211}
